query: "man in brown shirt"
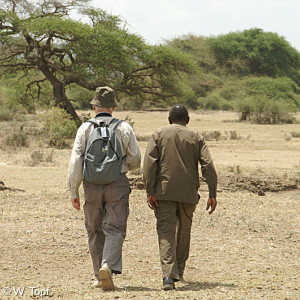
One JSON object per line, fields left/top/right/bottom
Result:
{"left": 143, "top": 104, "right": 217, "bottom": 290}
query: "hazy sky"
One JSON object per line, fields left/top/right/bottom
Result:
{"left": 91, "top": 0, "right": 300, "bottom": 51}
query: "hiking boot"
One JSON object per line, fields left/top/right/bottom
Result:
{"left": 99, "top": 263, "right": 115, "bottom": 291}
{"left": 163, "top": 277, "right": 175, "bottom": 290}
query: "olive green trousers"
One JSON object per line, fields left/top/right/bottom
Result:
{"left": 154, "top": 200, "right": 196, "bottom": 281}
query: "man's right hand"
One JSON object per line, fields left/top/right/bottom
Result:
{"left": 71, "top": 198, "right": 80, "bottom": 211}
{"left": 147, "top": 195, "right": 159, "bottom": 211}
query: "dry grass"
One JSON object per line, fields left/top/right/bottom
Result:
{"left": 0, "top": 110, "right": 300, "bottom": 299}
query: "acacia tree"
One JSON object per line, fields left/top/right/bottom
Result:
{"left": 0, "top": 0, "right": 195, "bottom": 122}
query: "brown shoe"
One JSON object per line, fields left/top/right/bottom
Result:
{"left": 99, "top": 263, "right": 115, "bottom": 291}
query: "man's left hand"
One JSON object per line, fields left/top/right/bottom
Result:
{"left": 206, "top": 198, "right": 217, "bottom": 214}
{"left": 71, "top": 198, "right": 80, "bottom": 211}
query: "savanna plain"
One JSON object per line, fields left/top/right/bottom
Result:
{"left": 0, "top": 110, "right": 299, "bottom": 300}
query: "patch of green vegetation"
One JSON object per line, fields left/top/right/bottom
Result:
{"left": 40, "top": 107, "right": 78, "bottom": 149}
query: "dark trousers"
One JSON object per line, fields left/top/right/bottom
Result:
{"left": 154, "top": 200, "right": 196, "bottom": 280}
{"left": 83, "top": 174, "right": 130, "bottom": 280}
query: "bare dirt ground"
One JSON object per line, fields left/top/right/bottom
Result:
{"left": 1, "top": 110, "right": 300, "bottom": 299}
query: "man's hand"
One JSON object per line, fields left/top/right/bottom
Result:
{"left": 71, "top": 198, "right": 80, "bottom": 211}
{"left": 206, "top": 198, "right": 217, "bottom": 214}
{"left": 147, "top": 195, "right": 158, "bottom": 211}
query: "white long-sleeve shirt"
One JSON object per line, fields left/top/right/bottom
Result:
{"left": 67, "top": 113, "right": 141, "bottom": 199}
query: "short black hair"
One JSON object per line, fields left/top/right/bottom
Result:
{"left": 169, "top": 104, "right": 189, "bottom": 122}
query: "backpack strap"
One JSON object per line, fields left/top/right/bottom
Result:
{"left": 87, "top": 117, "right": 111, "bottom": 127}
{"left": 108, "top": 118, "right": 123, "bottom": 130}
{"left": 87, "top": 117, "right": 122, "bottom": 130}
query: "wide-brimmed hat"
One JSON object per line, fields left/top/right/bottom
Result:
{"left": 90, "top": 86, "right": 117, "bottom": 107}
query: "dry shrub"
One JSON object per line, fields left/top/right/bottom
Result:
{"left": 136, "top": 133, "right": 151, "bottom": 142}
{"left": 124, "top": 115, "right": 135, "bottom": 129}
{"left": 25, "top": 150, "right": 55, "bottom": 167}
{"left": 229, "top": 164, "right": 242, "bottom": 174}
{"left": 0, "top": 107, "right": 14, "bottom": 121}
{"left": 1, "top": 127, "right": 28, "bottom": 149}
{"left": 201, "top": 131, "right": 222, "bottom": 141}
{"left": 201, "top": 130, "right": 242, "bottom": 141}
{"left": 284, "top": 133, "right": 292, "bottom": 141}
{"left": 229, "top": 131, "right": 240, "bottom": 140}
{"left": 290, "top": 131, "right": 300, "bottom": 138}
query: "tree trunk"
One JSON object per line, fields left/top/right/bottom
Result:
{"left": 39, "top": 64, "right": 81, "bottom": 126}
{"left": 52, "top": 81, "right": 81, "bottom": 126}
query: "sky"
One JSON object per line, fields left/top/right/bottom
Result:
{"left": 91, "top": 0, "right": 300, "bottom": 51}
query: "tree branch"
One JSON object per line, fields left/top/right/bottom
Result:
{"left": 24, "top": 77, "right": 48, "bottom": 100}
{"left": 0, "top": 51, "right": 25, "bottom": 62}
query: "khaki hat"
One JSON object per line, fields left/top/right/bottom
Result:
{"left": 90, "top": 86, "right": 117, "bottom": 107}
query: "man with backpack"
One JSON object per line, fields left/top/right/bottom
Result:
{"left": 143, "top": 104, "right": 217, "bottom": 291}
{"left": 68, "top": 86, "right": 141, "bottom": 291}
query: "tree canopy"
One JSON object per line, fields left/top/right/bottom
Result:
{"left": 0, "top": 0, "right": 195, "bottom": 122}
{"left": 207, "top": 28, "right": 300, "bottom": 83}
{"left": 166, "top": 31, "right": 300, "bottom": 122}
{"left": 1, "top": 2, "right": 300, "bottom": 124}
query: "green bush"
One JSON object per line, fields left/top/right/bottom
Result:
{"left": 263, "top": 101, "right": 295, "bottom": 124}
{"left": 217, "top": 76, "right": 300, "bottom": 108}
{"left": 199, "top": 95, "right": 233, "bottom": 110}
{"left": 200, "top": 95, "right": 222, "bottom": 110}
{"left": 207, "top": 28, "right": 300, "bottom": 82}
{"left": 40, "top": 107, "right": 78, "bottom": 148}
{"left": 205, "top": 76, "right": 300, "bottom": 123}
{"left": 185, "top": 95, "right": 199, "bottom": 110}
{"left": 236, "top": 96, "right": 295, "bottom": 124}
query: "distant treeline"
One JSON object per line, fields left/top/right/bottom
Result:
{"left": 164, "top": 29, "right": 300, "bottom": 123}
{"left": 0, "top": 0, "right": 299, "bottom": 124}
